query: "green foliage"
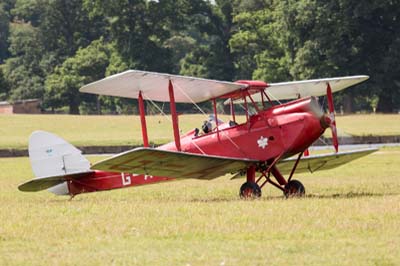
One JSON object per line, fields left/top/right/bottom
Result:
{"left": 0, "top": 3, "right": 10, "bottom": 63}
{"left": 11, "top": 0, "right": 44, "bottom": 26}
{"left": 0, "top": 0, "right": 399, "bottom": 113}
{"left": 1, "top": 0, "right": 106, "bottom": 108}
{"left": 230, "top": 0, "right": 400, "bottom": 112}
{"left": 45, "top": 39, "right": 111, "bottom": 114}
{"left": 84, "top": 0, "right": 171, "bottom": 71}
{"left": 3, "top": 23, "right": 45, "bottom": 101}
{"left": 0, "top": 66, "right": 10, "bottom": 100}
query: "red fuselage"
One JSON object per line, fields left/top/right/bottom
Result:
{"left": 160, "top": 96, "right": 327, "bottom": 161}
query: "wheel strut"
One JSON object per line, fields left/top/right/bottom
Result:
{"left": 239, "top": 153, "right": 306, "bottom": 198}
{"left": 239, "top": 165, "right": 261, "bottom": 198}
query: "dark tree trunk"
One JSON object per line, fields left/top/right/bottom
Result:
{"left": 69, "top": 103, "right": 80, "bottom": 114}
{"left": 343, "top": 94, "right": 353, "bottom": 114}
{"left": 376, "top": 92, "right": 394, "bottom": 113}
{"left": 96, "top": 97, "right": 101, "bottom": 115}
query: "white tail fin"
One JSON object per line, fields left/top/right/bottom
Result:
{"left": 19, "top": 131, "right": 92, "bottom": 195}
{"left": 29, "top": 130, "right": 90, "bottom": 177}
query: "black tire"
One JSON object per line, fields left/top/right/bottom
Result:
{"left": 239, "top": 182, "right": 262, "bottom": 199}
{"left": 284, "top": 180, "right": 305, "bottom": 197}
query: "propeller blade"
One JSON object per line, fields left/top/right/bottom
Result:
{"left": 327, "top": 83, "right": 339, "bottom": 152}
{"left": 308, "top": 96, "right": 324, "bottom": 119}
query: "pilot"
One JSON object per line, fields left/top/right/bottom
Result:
{"left": 202, "top": 120, "right": 212, "bottom": 134}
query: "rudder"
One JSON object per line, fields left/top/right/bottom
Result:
{"left": 23, "top": 131, "right": 91, "bottom": 195}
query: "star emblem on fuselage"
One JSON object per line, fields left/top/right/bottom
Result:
{"left": 257, "top": 136, "right": 268, "bottom": 149}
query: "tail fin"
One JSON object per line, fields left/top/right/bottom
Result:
{"left": 19, "top": 131, "right": 92, "bottom": 195}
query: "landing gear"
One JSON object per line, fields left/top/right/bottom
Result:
{"left": 240, "top": 156, "right": 306, "bottom": 199}
{"left": 239, "top": 182, "right": 261, "bottom": 198}
{"left": 284, "top": 180, "right": 305, "bottom": 197}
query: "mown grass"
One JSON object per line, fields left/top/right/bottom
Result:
{"left": 1, "top": 148, "right": 399, "bottom": 265}
{"left": 0, "top": 113, "right": 399, "bottom": 149}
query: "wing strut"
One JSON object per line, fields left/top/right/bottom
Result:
{"left": 168, "top": 80, "right": 181, "bottom": 151}
{"left": 230, "top": 98, "right": 236, "bottom": 122}
{"left": 327, "top": 83, "right": 339, "bottom": 152}
{"left": 138, "top": 91, "right": 149, "bottom": 147}
{"left": 212, "top": 98, "right": 220, "bottom": 140}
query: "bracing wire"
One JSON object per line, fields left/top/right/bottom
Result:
{"left": 266, "top": 90, "right": 282, "bottom": 105}
{"left": 172, "top": 81, "right": 208, "bottom": 118}
{"left": 142, "top": 89, "right": 207, "bottom": 154}
{"left": 173, "top": 80, "right": 249, "bottom": 157}
{"left": 143, "top": 93, "right": 172, "bottom": 122}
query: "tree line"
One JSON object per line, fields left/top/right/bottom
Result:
{"left": 0, "top": 0, "right": 399, "bottom": 114}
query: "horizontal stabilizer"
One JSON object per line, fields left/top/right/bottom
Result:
{"left": 91, "top": 148, "right": 257, "bottom": 180}
{"left": 18, "top": 171, "right": 94, "bottom": 192}
{"left": 277, "top": 148, "right": 378, "bottom": 175}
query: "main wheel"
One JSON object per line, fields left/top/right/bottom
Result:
{"left": 284, "top": 180, "right": 305, "bottom": 197}
{"left": 239, "top": 182, "right": 262, "bottom": 199}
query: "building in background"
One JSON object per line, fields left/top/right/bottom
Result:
{"left": 0, "top": 99, "right": 41, "bottom": 114}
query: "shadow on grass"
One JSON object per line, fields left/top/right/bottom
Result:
{"left": 186, "top": 191, "right": 400, "bottom": 203}
{"left": 304, "top": 191, "right": 400, "bottom": 199}
{"left": 42, "top": 190, "right": 399, "bottom": 203}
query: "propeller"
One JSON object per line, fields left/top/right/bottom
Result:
{"left": 326, "top": 83, "right": 339, "bottom": 153}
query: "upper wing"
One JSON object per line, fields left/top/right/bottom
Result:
{"left": 229, "top": 76, "right": 368, "bottom": 104}
{"left": 276, "top": 148, "right": 377, "bottom": 175}
{"left": 80, "top": 70, "right": 246, "bottom": 103}
{"left": 91, "top": 147, "right": 257, "bottom": 180}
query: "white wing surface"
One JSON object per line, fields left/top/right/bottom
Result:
{"left": 266, "top": 75, "right": 369, "bottom": 100}
{"left": 80, "top": 70, "right": 246, "bottom": 103}
{"left": 229, "top": 75, "right": 369, "bottom": 104}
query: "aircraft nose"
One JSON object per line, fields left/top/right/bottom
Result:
{"left": 320, "top": 114, "right": 331, "bottom": 129}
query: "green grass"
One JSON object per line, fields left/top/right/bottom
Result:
{"left": 1, "top": 148, "right": 399, "bottom": 265}
{"left": 0, "top": 113, "right": 399, "bottom": 149}
{"left": 335, "top": 114, "right": 400, "bottom": 136}
{"left": 0, "top": 114, "right": 236, "bottom": 149}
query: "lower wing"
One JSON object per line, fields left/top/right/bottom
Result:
{"left": 277, "top": 148, "right": 378, "bottom": 175}
{"left": 91, "top": 148, "right": 257, "bottom": 180}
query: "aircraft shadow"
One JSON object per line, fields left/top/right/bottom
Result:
{"left": 187, "top": 191, "right": 399, "bottom": 203}
{"left": 45, "top": 191, "right": 399, "bottom": 202}
{"left": 303, "top": 191, "right": 399, "bottom": 199}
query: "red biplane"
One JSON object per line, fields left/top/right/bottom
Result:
{"left": 19, "top": 70, "right": 377, "bottom": 198}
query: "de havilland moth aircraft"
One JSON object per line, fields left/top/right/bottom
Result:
{"left": 19, "top": 70, "right": 377, "bottom": 198}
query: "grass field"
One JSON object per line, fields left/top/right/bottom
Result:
{"left": 1, "top": 148, "right": 399, "bottom": 265}
{"left": 0, "top": 113, "right": 399, "bottom": 149}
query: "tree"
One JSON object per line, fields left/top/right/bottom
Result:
{"left": 0, "top": 66, "right": 10, "bottom": 100}
{"left": 84, "top": 0, "right": 172, "bottom": 72}
{"left": 3, "top": 0, "right": 106, "bottom": 107}
{"left": 45, "top": 39, "right": 111, "bottom": 114}
{"left": 176, "top": 0, "right": 235, "bottom": 80}
{"left": 230, "top": 2, "right": 291, "bottom": 81}
{"left": 0, "top": 3, "right": 11, "bottom": 63}
{"left": 230, "top": 0, "right": 400, "bottom": 112}
{"left": 3, "top": 23, "right": 45, "bottom": 100}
